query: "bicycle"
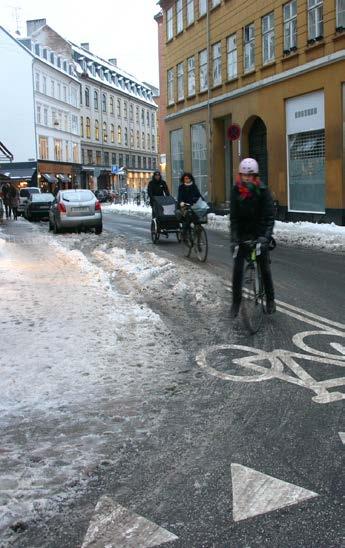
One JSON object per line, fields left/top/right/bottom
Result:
{"left": 233, "top": 240, "right": 266, "bottom": 334}
{"left": 181, "top": 205, "right": 208, "bottom": 263}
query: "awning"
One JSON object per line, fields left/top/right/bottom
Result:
{"left": 0, "top": 168, "right": 35, "bottom": 180}
{"left": 81, "top": 166, "right": 95, "bottom": 172}
{"left": 56, "top": 173, "right": 70, "bottom": 184}
{"left": 42, "top": 173, "right": 58, "bottom": 184}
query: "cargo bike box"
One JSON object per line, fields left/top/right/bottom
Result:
{"left": 151, "top": 195, "right": 181, "bottom": 244}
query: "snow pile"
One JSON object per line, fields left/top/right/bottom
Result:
{"left": 103, "top": 202, "right": 151, "bottom": 218}
{"left": 274, "top": 221, "right": 345, "bottom": 253}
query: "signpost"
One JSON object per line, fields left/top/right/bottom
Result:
{"left": 227, "top": 124, "right": 242, "bottom": 158}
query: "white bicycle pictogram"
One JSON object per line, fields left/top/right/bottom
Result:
{"left": 196, "top": 329, "right": 345, "bottom": 404}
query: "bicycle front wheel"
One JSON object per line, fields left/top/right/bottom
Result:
{"left": 242, "top": 263, "right": 264, "bottom": 334}
{"left": 194, "top": 226, "right": 208, "bottom": 262}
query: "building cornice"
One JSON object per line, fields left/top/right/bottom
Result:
{"left": 166, "top": 49, "right": 345, "bottom": 121}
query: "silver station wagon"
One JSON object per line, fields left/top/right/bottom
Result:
{"left": 49, "top": 189, "right": 102, "bottom": 234}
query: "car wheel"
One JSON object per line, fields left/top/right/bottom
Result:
{"left": 95, "top": 224, "right": 103, "bottom": 235}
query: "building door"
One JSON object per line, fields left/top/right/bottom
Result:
{"left": 249, "top": 118, "right": 268, "bottom": 184}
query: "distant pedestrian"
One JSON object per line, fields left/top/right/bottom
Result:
{"left": 2, "top": 183, "right": 10, "bottom": 219}
{"left": 9, "top": 186, "right": 19, "bottom": 220}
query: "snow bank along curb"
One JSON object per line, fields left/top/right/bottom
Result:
{"left": 103, "top": 204, "right": 345, "bottom": 253}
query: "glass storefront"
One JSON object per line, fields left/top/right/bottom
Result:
{"left": 170, "top": 129, "right": 184, "bottom": 197}
{"left": 191, "top": 123, "right": 208, "bottom": 200}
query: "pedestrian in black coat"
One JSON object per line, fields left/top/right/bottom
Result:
{"left": 147, "top": 171, "right": 170, "bottom": 207}
{"left": 230, "top": 158, "right": 276, "bottom": 317}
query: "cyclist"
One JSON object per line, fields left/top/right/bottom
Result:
{"left": 147, "top": 171, "right": 170, "bottom": 215}
{"left": 177, "top": 172, "right": 204, "bottom": 239}
{"left": 230, "top": 158, "right": 276, "bottom": 318}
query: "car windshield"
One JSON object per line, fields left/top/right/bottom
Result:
{"left": 20, "top": 188, "right": 40, "bottom": 197}
{"left": 31, "top": 193, "right": 54, "bottom": 202}
{"left": 62, "top": 191, "right": 94, "bottom": 202}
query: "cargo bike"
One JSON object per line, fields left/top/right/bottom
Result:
{"left": 150, "top": 195, "right": 181, "bottom": 244}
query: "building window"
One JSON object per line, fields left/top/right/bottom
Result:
{"left": 80, "top": 116, "right": 84, "bottom": 138}
{"left": 104, "top": 151, "right": 109, "bottom": 165}
{"left": 132, "top": 155, "right": 136, "bottom": 168}
{"left": 65, "top": 141, "right": 69, "bottom": 162}
{"left": 51, "top": 80, "right": 55, "bottom": 97}
{"left": 168, "top": 68, "right": 175, "bottom": 104}
{"left": 54, "top": 139, "right": 62, "bottom": 161}
{"left": 191, "top": 123, "right": 208, "bottom": 199}
{"left": 337, "top": 0, "right": 345, "bottom": 27}
{"left": 103, "top": 122, "right": 108, "bottom": 142}
{"left": 130, "top": 129, "right": 134, "bottom": 147}
{"left": 39, "top": 136, "right": 48, "bottom": 160}
{"left": 94, "top": 119, "right": 99, "bottom": 141}
{"left": 117, "top": 99, "right": 121, "bottom": 117}
{"left": 102, "top": 93, "right": 107, "bottom": 113}
{"left": 244, "top": 23, "right": 255, "bottom": 72}
{"left": 81, "top": 148, "right": 85, "bottom": 164}
{"left": 262, "top": 12, "right": 275, "bottom": 64}
{"left": 136, "top": 106, "right": 139, "bottom": 123}
{"left": 86, "top": 117, "right": 91, "bottom": 139}
{"left": 167, "top": 7, "right": 173, "bottom": 41}
{"left": 87, "top": 149, "right": 93, "bottom": 164}
{"left": 124, "top": 127, "right": 128, "bottom": 146}
{"left": 212, "top": 42, "right": 222, "bottom": 86}
{"left": 284, "top": 1, "right": 297, "bottom": 51}
{"left": 147, "top": 133, "right": 150, "bottom": 150}
{"left": 44, "top": 108, "right": 48, "bottom": 125}
{"left": 199, "top": 0, "right": 207, "bottom": 17}
{"left": 170, "top": 129, "right": 184, "bottom": 196}
{"left": 147, "top": 111, "right": 150, "bottom": 126}
{"left": 85, "top": 87, "right": 90, "bottom": 107}
{"left": 138, "top": 156, "right": 142, "bottom": 168}
{"left": 111, "top": 124, "right": 115, "bottom": 142}
{"left": 143, "top": 157, "right": 147, "bottom": 169}
{"left": 152, "top": 134, "right": 156, "bottom": 151}
{"left": 177, "top": 62, "right": 184, "bottom": 101}
{"left": 96, "top": 151, "right": 101, "bottom": 165}
{"left": 72, "top": 115, "right": 78, "bottom": 135}
{"left": 43, "top": 76, "right": 47, "bottom": 94}
{"left": 137, "top": 130, "right": 140, "bottom": 148}
{"left": 141, "top": 109, "right": 145, "bottom": 125}
{"left": 110, "top": 96, "right": 114, "bottom": 114}
{"left": 112, "top": 153, "right": 117, "bottom": 165}
{"left": 35, "top": 72, "right": 40, "bottom": 91}
{"left": 36, "top": 105, "right": 41, "bottom": 124}
{"left": 130, "top": 104, "right": 134, "bottom": 121}
{"left": 187, "top": 56, "right": 196, "bottom": 96}
{"left": 119, "top": 153, "right": 123, "bottom": 166}
{"left": 92, "top": 90, "right": 97, "bottom": 110}
{"left": 199, "top": 49, "right": 208, "bottom": 92}
{"left": 124, "top": 102, "right": 128, "bottom": 119}
{"left": 308, "top": 0, "right": 323, "bottom": 39}
{"left": 118, "top": 125, "right": 122, "bottom": 144}
{"left": 152, "top": 112, "right": 155, "bottom": 126}
{"left": 73, "top": 143, "right": 79, "bottom": 163}
{"left": 227, "top": 34, "right": 237, "bottom": 79}
{"left": 176, "top": 0, "right": 183, "bottom": 33}
{"left": 80, "top": 86, "right": 83, "bottom": 106}
{"left": 187, "top": 0, "right": 195, "bottom": 25}
{"left": 142, "top": 131, "right": 145, "bottom": 148}
{"left": 63, "top": 86, "right": 67, "bottom": 102}
{"left": 148, "top": 157, "right": 152, "bottom": 170}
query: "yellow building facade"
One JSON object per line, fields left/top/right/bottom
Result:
{"left": 159, "top": 0, "right": 345, "bottom": 224}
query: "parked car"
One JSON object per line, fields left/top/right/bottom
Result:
{"left": 24, "top": 192, "right": 55, "bottom": 221}
{"left": 49, "top": 189, "right": 102, "bottom": 234}
{"left": 18, "top": 187, "right": 41, "bottom": 215}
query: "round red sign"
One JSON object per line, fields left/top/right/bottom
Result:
{"left": 227, "top": 124, "right": 241, "bottom": 141}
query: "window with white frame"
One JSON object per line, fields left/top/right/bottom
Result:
{"left": 39, "top": 136, "right": 49, "bottom": 160}
{"left": 36, "top": 105, "right": 41, "bottom": 124}
{"left": 187, "top": 56, "right": 196, "bottom": 96}
{"left": 199, "top": 0, "right": 207, "bottom": 16}
{"left": 227, "top": 34, "right": 237, "bottom": 79}
{"left": 167, "top": 7, "right": 173, "bottom": 41}
{"left": 170, "top": 129, "right": 184, "bottom": 196}
{"left": 337, "top": 0, "right": 345, "bottom": 27}
{"left": 199, "top": 49, "right": 208, "bottom": 92}
{"left": 187, "top": 0, "right": 195, "bottom": 25}
{"left": 177, "top": 62, "right": 184, "bottom": 101}
{"left": 44, "top": 108, "right": 48, "bottom": 126}
{"left": 212, "top": 42, "right": 222, "bottom": 86}
{"left": 51, "top": 79, "right": 55, "bottom": 97}
{"left": 43, "top": 76, "right": 47, "bottom": 94}
{"left": 168, "top": 68, "right": 175, "bottom": 104}
{"left": 308, "top": 0, "right": 323, "bottom": 39}
{"left": 54, "top": 139, "right": 62, "bottom": 161}
{"left": 244, "top": 23, "right": 255, "bottom": 72}
{"left": 191, "top": 123, "right": 208, "bottom": 199}
{"left": 176, "top": 0, "right": 183, "bottom": 34}
{"left": 262, "top": 12, "right": 275, "bottom": 64}
{"left": 35, "top": 72, "right": 40, "bottom": 91}
{"left": 72, "top": 115, "right": 78, "bottom": 135}
{"left": 73, "top": 143, "right": 79, "bottom": 163}
{"left": 283, "top": 0, "right": 297, "bottom": 50}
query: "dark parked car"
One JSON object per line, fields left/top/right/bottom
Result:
{"left": 24, "top": 193, "right": 55, "bottom": 221}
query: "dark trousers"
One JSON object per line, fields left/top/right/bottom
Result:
{"left": 232, "top": 246, "right": 275, "bottom": 304}
{"left": 12, "top": 207, "right": 18, "bottom": 220}
{"left": 4, "top": 203, "right": 10, "bottom": 218}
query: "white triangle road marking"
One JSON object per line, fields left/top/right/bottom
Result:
{"left": 82, "top": 496, "right": 178, "bottom": 548}
{"left": 339, "top": 432, "right": 345, "bottom": 445}
{"left": 231, "top": 464, "right": 319, "bottom": 522}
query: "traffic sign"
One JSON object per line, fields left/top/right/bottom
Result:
{"left": 227, "top": 123, "right": 241, "bottom": 141}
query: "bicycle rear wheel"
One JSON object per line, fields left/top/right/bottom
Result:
{"left": 183, "top": 227, "right": 193, "bottom": 257}
{"left": 151, "top": 219, "right": 159, "bottom": 244}
{"left": 242, "top": 262, "right": 264, "bottom": 334}
{"left": 194, "top": 225, "right": 208, "bottom": 262}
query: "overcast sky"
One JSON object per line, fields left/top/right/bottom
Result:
{"left": 0, "top": 0, "right": 160, "bottom": 86}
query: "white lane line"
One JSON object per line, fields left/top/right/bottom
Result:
{"left": 81, "top": 496, "right": 178, "bottom": 548}
{"left": 339, "top": 432, "right": 345, "bottom": 445}
{"left": 231, "top": 464, "right": 319, "bottom": 522}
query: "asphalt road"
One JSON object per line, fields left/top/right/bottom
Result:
{"left": 10, "top": 213, "right": 345, "bottom": 548}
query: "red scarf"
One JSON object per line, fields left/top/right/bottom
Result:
{"left": 235, "top": 175, "right": 261, "bottom": 200}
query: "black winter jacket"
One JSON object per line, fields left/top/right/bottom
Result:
{"left": 147, "top": 178, "right": 170, "bottom": 205}
{"left": 177, "top": 182, "right": 202, "bottom": 207}
{"left": 230, "top": 182, "right": 275, "bottom": 243}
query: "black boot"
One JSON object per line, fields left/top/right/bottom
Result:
{"left": 231, "top": 302, "right": 241, "bottom": 318}
{"left": 266, "top": 300, "right": 276, "bottom": 314}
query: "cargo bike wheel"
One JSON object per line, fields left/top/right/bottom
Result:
{"left": 151, "top": 219, "right": 160, "bottom": 244}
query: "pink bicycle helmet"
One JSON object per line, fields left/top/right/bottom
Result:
{"left": 239, "top": 158, "right": 259, "bottom": 175}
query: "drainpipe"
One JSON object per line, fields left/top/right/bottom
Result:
{"left": 206, "top": 2, "right": 213, "bottom": 206}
